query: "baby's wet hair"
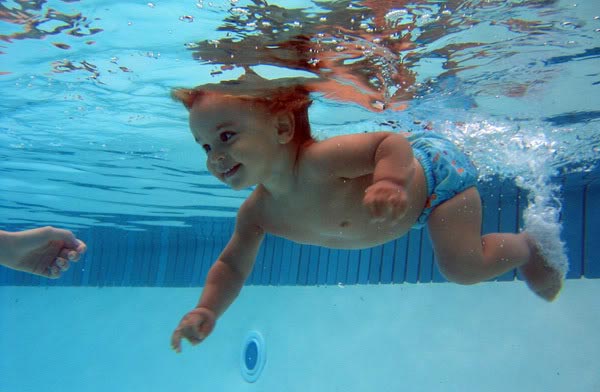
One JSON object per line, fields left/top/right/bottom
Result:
{"left": 172, "top": 71, "right": 315, "bottom": 146}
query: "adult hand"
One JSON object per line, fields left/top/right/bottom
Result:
{"left": 1, "top": 226, "right": 87, "bottom": 278}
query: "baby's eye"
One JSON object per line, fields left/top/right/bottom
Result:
{"left": 202, "top": 144, "right": 211, "bottom": 153}
{"left": 219, "top": 131, "right": 236, "bottom": 142}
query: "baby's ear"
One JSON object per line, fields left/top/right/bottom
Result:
{"left": 171, "top": 88, "right": 199, "bottom": 111}
{"left": 276, "top": 112, "right": 295, "bottom": 144}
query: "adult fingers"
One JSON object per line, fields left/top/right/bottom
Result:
{"left": 74, "top": 239, "right": 87, "bottom": 255}
{"left": 54, "top": 257, "right": 70, "bottom": 271}
{"left": 44, "top": 227, "right": 80, "bottom": 249}
{"left": 57, "top": 240, "right": 86, "bottom": 262}
{"left": 45, "top": 264, "right": 62, "bottom": 279}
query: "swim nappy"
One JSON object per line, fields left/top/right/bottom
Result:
{"left": 407, "top": 131, "right": 479, "bottom": 229}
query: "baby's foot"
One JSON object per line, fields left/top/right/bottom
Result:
{"left": 519, "top": 233, "right": 564, "bottom": 301}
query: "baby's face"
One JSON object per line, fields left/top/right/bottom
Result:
{"left": 189, "top": 95, "right": 283, "bottom": 190}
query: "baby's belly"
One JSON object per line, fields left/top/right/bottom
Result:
{"left": 272, "top": 218, "right": 414, "bottom": 250}
{"left": 262, "top": 162, "right": 427, "bottom": 249}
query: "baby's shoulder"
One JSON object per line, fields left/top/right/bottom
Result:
{"left": 238, "top": 186, "right": 282, "bottom": 221}
{"left": 296, "top": 142, "right": 334, "bottom": 181}
{"left": 236, "top": 190, "right": 264, "bottom": 223}
{"left": 296, "top": 132, "right": 392, "bottom": 174}
{"left": 297, "top": 136, "right": 347, "bottom": 167}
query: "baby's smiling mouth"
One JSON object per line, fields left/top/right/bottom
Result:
{"left": 221, "top": 164, "right": 241, "bottom": 178}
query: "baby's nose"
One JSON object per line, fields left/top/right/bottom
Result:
{"left": 209, "top": 151, "right": 226, "bottom": 163}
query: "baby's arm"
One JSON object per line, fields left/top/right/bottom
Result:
{"left": 308, "top": 131, "right": 416, "bottom": 221}
{"left": 171, "top": 202, "right": 265, "bottom": 353}
{"left": 365, "top": 132, "right": 416, "bottom": 221}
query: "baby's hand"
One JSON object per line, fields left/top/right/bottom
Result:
{"left": 171, "top": 307, "right": 216, "bottom": 353}
{"left": 363, "top": 180, "right": 408, "bottom": 223}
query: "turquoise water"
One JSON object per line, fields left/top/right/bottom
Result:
{"left": 1, "top": 0, "right": 600, "bottom": 391}
{"left": 1, "top": 0, "right": 598, "bottom": 228}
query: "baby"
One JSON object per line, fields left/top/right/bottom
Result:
{"left": 169, "top": 72, "right": 565, "bottom": 353}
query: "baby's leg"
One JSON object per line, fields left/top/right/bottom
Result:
{"left": 426, "top": 187, "right": 562, "bottom": 301}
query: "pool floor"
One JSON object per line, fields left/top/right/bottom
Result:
{"left": 1, "top": 279, "right": 599, "bottom": 392}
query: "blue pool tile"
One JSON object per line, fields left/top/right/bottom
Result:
{"left": 562, "top": 176, "right": 585, "bottom": 278}
{"left": 326, "top": 249, "right": 340, "bottom": 286}
{"left": 306, "top": 245, "right": 321, "bottom": 285}
{"left": 419, "top": 230, "right": 434, "bottom": 283}
{"left": 405, "top": 230, "right": 421, "bottom": 283}
{"left": 260, "top": 235, "right": 275, "bottom": 285}
{"left": 335, "top": 249, "right": 350, "bottom": 285}
{"left": 346, "top": 250, "right": 360, "bottom": 285}
{"left": 277, "top": 240, "right": 292, "bottom": 285}
{"left": 380, "top": 241, "right": 396, "bottom": 284}
{"left": 296, "top": 244, "right": 311, "bottom": 285}
{"left": 584, "top": 182, "right": 600, "bottom": 278}
{"left": 392, "top": 236, "right": 408, "bottom": 283}
{"left": 270, "top": 237, "right": 285, "bottom": 285}
{"left": 316, "top": 247, "right": 330, "bottom": 285}
{"left": 368, "top": 246, "right": 383, "bottom": 284}
{"left": 497, "top": 180, "right": 519, "bottom": 281}
{"left": 357, "top": 248, "right": 371, "bottom": 284}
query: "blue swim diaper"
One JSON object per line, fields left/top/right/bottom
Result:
{"left": 407, "top": 131, "right": 479, "bottom": 229}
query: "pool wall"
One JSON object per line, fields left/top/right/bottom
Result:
{"left": 1, "top": 173, "right": 599, "bottom": 287}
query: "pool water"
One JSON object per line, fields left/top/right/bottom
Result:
{"left": 1, "top": 0, "right": 599, "bottom": 391}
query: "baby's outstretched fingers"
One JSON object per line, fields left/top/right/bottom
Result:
{"left": 387, "top": 192, "right": 408, "bottom": 220}
{"left": 363, "top": 181, "right": 407, "bottom": 222}
{"left": 171, "top": 329, "right": 184, "bottom": 353}
{"left": 171, "top": 307, "right": 216, "bottom": 353}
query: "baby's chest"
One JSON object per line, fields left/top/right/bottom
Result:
{"left": 261, "top": 179, "right": 371, "bottom": 236}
